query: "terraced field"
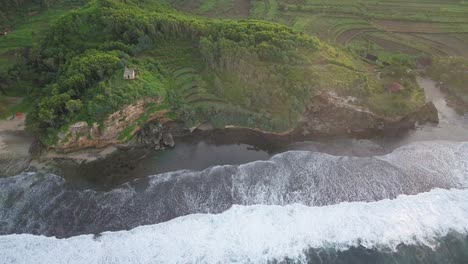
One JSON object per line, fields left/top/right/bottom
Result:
{"left": 176, "top": 0, "right": 468, "bottom": 58}
{"left": 140, "top": 40, "right": 268, "bottom": 128}
{"left": 143, "top": 41, "right": 225, "bottom": 107}
{"left": 276, "top": 0, "right": 468, "bottom": 57}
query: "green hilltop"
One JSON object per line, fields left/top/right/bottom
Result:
{"left": 1, "top": 0, "right": 424, "bottom": 144}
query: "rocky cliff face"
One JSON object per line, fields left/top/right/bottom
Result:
{"left": 296, "top": 92, "right": 439, "bottom": 137}
{"left": 137, "top": 122, "right": 176, "bottom": 150}
{"left": 188, "top": 92, "right": 440, "bottom": 148}
{"left": 53, "top": 98, "right": 170, "bottom": 153}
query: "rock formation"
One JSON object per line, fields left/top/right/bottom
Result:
{"left": 53, "top": 98, "right": 169, "bottom": 153}
{"left": 297, "top": 92, "right": 439, "bottom": 137}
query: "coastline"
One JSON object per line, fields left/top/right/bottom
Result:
{"left": 48, "top": 90, "right": 441, "bottom": 154}
{"left": 0, "top": 91, "right": 441, "bottom": 177}
{"left": 4, "top": 76, "right": 468, "bottom": 179}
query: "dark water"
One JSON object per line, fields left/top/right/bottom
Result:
{"left": 56, "top": 140, "right": 271, "bottom": 189}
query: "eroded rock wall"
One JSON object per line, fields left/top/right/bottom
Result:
{"left": 53, "top": 98, "right": 169, "bottom": 153}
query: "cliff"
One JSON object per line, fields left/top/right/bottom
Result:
{"left": 297, "top": 92, "right": 439, "bottom": 137}
{"left": 53, "top": 97, "right": 170, "bottom": 153}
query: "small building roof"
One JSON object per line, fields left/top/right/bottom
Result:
{"left": 124, "top": 67, "right": 135, "bottom": 75}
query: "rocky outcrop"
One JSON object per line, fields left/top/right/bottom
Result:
{"left": 54, "top": 98, "right": 170, "bottom": 153}
{"left": 137, "top": 122, "right": 163, "bottom": 149}
{"left": 296, "top": 92, "right": 439, "bottom": 137}
{"left": 391, "top": 101, "right": 439, "bottom": 130}
{"left": 136, "top": 122, "right": 177, "bottom": 149}
{"left": 189, "top": 92, "right": 439, "bottom": 147}
{"left": 162, "top": 132, "right": 175, "bottom": 148}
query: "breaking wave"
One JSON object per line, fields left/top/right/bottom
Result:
{"left": 1, "top": 188, "right": 468, "bottom": 263}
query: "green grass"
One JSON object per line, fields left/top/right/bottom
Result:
{"left": 0, "top": 57, "right": 11, "bottom": 72}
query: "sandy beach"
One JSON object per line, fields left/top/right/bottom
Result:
{"left": 0, "top": 116, "right": 32, "bottom": 156}
{"left": 0, "top": 115, "right": 26, "bottom": 131}
{"left": 0, "top": 115, "right": 34, "bottom": 176}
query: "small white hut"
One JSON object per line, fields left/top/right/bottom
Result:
{"left": 124, "top": 67, "right": 136, "bottom": 80}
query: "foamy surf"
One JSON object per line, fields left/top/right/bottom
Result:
{"left": 1, "top": 188, "right": 468, "bottom": 264}
{"left": 1, "top": 141, "right": 468, "bottom": 238}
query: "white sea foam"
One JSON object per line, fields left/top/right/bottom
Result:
{"left": 1, "top": 188, "right": 468, "bottom": 264}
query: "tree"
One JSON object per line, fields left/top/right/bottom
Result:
{"left": 65, "top": 99, "right": 83, "bottom": 113}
